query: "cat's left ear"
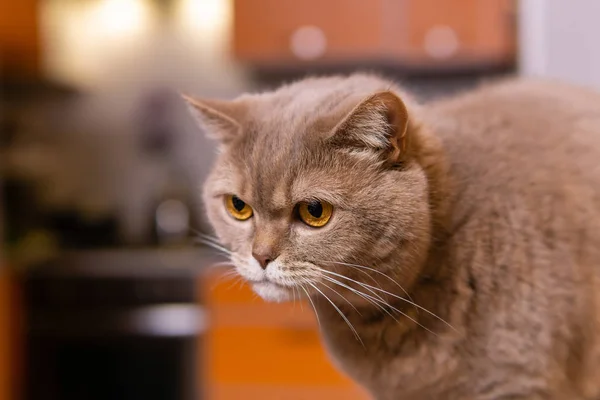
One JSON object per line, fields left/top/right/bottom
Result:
{"left": 328, "top": 91, "right": 411, "bottom": 164}
{"left": 182, "top": 94, "right": 246, "bottom": 144}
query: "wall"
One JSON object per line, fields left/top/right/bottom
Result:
{"left": 519, "top": 0, "right": 600, "bottom": 89}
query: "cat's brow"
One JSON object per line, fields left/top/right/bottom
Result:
{"left": 291, "top": 188, "right": 347, "bottom": 208}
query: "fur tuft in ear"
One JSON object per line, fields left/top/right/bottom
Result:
{"left": 182, "top": 94, "right": 245, "bottom": 143}
{"left": 328, "top": 91, "right": 410, "bottom": 164}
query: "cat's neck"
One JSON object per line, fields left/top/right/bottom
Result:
{"left": 314, "top": 261, "right": 461, "bottom": 393}
{"left": 313, "top": 244, "right": 461, "bottom": 394}
{"left": 315, "top": 240, "right": 457, "bottom": 344}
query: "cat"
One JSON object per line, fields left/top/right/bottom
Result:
{"left": 185, "top": 74, "right": 600, "bottom": 399}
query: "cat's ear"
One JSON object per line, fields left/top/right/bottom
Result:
{"left": 329, "top": 91, "right": 410, "bottom": 164}
{"left": 182, "top": 94, "right": 245, "bottom": 143}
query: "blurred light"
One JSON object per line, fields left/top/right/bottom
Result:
{"left": 91, "top": 0, "right": 151, "bottom": 39}
{"left": 40, "top": 0, "right": 155, "bottom": 87}
{"left": 128, "top": 304, "right": 206, "bottom": 337}
{"left": 176, "top": 0, "right": 230, "bottom": 36}
{"left": 156, "top": 199, "right": 190, "bottom": 235}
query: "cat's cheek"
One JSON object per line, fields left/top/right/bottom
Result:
{"left": 205, "top": 200, "right": 253, "bottom": 249}
{"left": 204, "top": 202, "right": 228, "bottom": 239}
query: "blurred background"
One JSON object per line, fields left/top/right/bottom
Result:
{"left": 0, "top": 0, "right": 599, "bottom": 399}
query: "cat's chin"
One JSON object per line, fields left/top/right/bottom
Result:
{"left": 252, "top": 281, "right": 293, "bottom": 303}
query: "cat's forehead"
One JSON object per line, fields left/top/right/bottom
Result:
{"left": 240, "top": 74, "right": 392, "bottom": 134}
{"left": 221, "top": 128, "right": 354, "bottom": 211}
{"left": 225, "top": 122, "right": 313, "bottom": 205}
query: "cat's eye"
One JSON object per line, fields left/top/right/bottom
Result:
{"left": 298, "top": 200, "right": 333, "bottom": 227}
{"left": 225, "top": 195, "right": 253, "bottom": 220}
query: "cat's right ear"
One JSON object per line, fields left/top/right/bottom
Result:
{"left": 182, "top": 94, "right": 245, "bottom": 143}
{"left": 328, "top": 91, "right": 412, "bottom": 165}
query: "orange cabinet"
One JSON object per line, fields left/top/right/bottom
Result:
{"left": 233, "top": 0, "right": 515, "bottom": 69}
{"left": 200, "top": 270, "right": 367, "bottom": 400}
{"left": 0, "top": 0, "right": 40, "bottom": 76}
{"left": 404, "top": 0, "right": 515, "bottom": 65}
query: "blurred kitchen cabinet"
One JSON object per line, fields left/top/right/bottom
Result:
{"left": 233, "top": 0, "right": 515, "bottom": 70}
{"left": 199, "top": 270, "right": 367, "bottom": 400}
{"left": 0, "top": 0, "right": 40, "bottom": 76}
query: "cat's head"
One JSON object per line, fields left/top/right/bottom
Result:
{"left": 186, "top": 74, "right": 440, "bottom": 304}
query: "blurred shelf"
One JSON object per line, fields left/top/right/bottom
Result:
{"left": 24, "top": 246, "right": 226, "bottom": 279}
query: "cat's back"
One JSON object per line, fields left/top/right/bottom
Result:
{"left": 424, "top": 79, "right": 600, "bottom": 398}
{"left": 428, "top": 77, "right": 600, "bottom": 327}
{"left": 429, "top": 79, "right": 600, "bottom": 213}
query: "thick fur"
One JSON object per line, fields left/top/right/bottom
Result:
{"left": 189, "top": 74, "right": 600, "bottom": 399}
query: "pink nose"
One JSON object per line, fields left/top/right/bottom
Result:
{"left": 252, "top": 251, "right": 272, "bottom": 269}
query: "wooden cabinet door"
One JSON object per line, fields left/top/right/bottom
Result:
{"left": 404, "top": 0, "right": 515, "bottom": 64}
{"left": 199, "top": 270, "right": 367, "bottom": 400}
{"left": 0, "top": 0, "right": 40, "bottom": 76}
{"left": 233, "top": 0, "right": 393, "bottom": 63}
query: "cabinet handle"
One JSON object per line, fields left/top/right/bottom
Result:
{"left": 424, "top": 25, "right": 459, "bottom": 59}
{"left": 290, "top": 25, "right": 327, "bottom": 60}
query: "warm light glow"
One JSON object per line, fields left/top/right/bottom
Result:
{"left": 40, "top": 0, "right": 155, "bottom": 87}
{"left": 91, "top": 0, "right": 151, "bottom": 38}
{"left": 40, "top": 0, "right": 238, "bottom": 88}
{"left": 177, "top": 0, "right": 231, "bottom": 36}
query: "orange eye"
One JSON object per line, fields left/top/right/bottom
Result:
{"left": 298, "top": 200, "right": 333, "bottom": 227}
{"left": 225, "top": 195, "right": 253, "bottom": 220}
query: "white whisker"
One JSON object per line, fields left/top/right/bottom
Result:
{"left": 315, "top": 268, "right": 386, "bottom": 301}
{"left": 320, "top": 275, "right": 398, "bottom": 321}
{"left": 317, "top": 266, "right": 455, "bottom": 332}
{"left": 298, "top": 287, "right": 305, "bottom": 312}
{"left": 190, "top": 229, "right": 219, "bottom": 243}
{"left": 300, "top": 285, "right": 321, "bottom": 331}
{"left": 193, "top": 232, "right": 222, "bottom": 245}
{"left": 195, "top": 237, "right": 231, "bottom": 256}
{"left": 308, "top": 282, "right": 364, "bottom": 346}
{"left": 210, "top": 269, "right": 238, "bottom": 289}
{"left": 208, "top": 261, "right": 235, "bottom": 269}
{"left": 324, "top": 260, "right": 414, "bottom": 302}
{"left": 225, "top": 275, "right": 244, "bottom": 291}
{"left": 353, "top": 280, "right": 455, "bottom": 332}
{"left": 320, "top": 274, "right": 437, "bottom": 336}
{"left": 320, "top": 281, "right": 360, "bottom": 314}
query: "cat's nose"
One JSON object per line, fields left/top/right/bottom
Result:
{"left": 252, "top": 251, "right": 272, "bottom": 269}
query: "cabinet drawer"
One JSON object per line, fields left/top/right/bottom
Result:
{"left": 404, "top": 0, "right": 515, "bottom": 63}
{"left": 233, "top": 0, "right": 398, "bottom": 63}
